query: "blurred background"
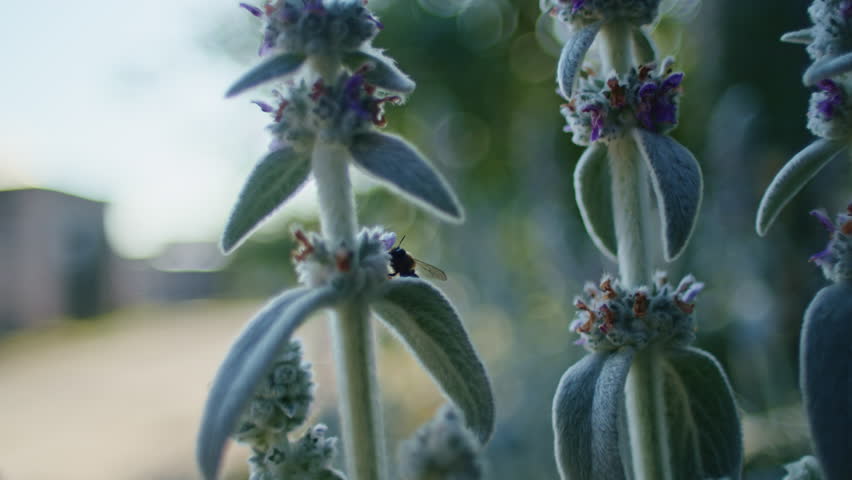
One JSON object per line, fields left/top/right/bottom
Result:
{"left": 1, "top": 0, "right": 848, "bottom": 478}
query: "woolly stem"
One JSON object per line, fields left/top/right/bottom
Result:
{"left": 313, "top": 136, "right": 386, "bottom": 480}
{"left": 602, "top": 25, "right": 671, "bottom": 479}
{"left": 330, "top": 300, "right": 388, "bottom": 480}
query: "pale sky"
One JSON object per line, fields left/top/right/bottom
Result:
{"left": 0, "top": 0, "right": 386, "bottom": 258}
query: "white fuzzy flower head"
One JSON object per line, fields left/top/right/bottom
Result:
{"left": 233, "top": 341, "right": 315, "bottom": 449}
{"left": 807, "top": 0, "right": 852, "bottom": 59}
{"left": 240, "top": 0, "right": 382, "bottom": 57}
{"left": 807, "top": 78, "right": 852, "bottom": 139}
{"left": 249, "top": 424, "right": 345, "bottom": 480}
{"left": 398, "top": 406, "right": 484, "bottom": 480}
{"left": 570, "top": 272, "right": 703, "bottom": 352}
{"left": 293, "top": 226, "right": 394, "bottom": 296}
{"left": 542, "top": 0, "right": 661, "bottom": 28}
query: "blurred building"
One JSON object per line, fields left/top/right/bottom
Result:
{"left": 0, "top": 188, "right": 223, "bottom": 332}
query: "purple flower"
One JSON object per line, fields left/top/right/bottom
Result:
{"left": 239, "top": 2, "right": 263, "bottom": 17}
{"left": 380, "top": 232, "right": 397, "bottom": 251}
{"left": 252, "top": 100, "right": 275, "bottom": 112}
{"left": 811, "top": 209, "right": 837, "bottom": 232}
{"left": 680, "top": 282, "right": 704, "bottom": 303}
{"left": 581, "top": 104, "right": 605, "bottom": 141}
{"left": 809, "top": 209, "right": 838, "bottom": 266}
{"left": 816, "top": 79, "right": 844, "bottom": 119}
{"left": 842, "top": 0, "right": 852, "bottom": 19}
{"left": 303, "top": 0, "right": 326, "bottom": 14}
{"left": 634, "top": 72, "right": 682, "bottom": 131}
{"left": 571, "top": 0, "right": 586, "bottom": 14}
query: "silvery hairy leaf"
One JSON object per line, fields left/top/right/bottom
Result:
{"left": 756, "top": 139, "right": 845, "bottom": 236}
{"left": 221, "top": 147, "right": 312, "bottom": 253}
{"left": 631, "top": 28, "right": 658, "bottom": 65}
{"left": 633, "top": 129, "right": 703, "bottom": 261}
{"left": 801, "top": 281, "right": 852, "bottom": 480}
{"left": 348, "top": 132, "right": 464, "bottom": 222}
{"left": 780, "top": 28, "right": 815, "bottom": 45}
{"left": 783, "top": 456, "right": 824, "bottom": 480}
{"left": 803, "top": 52, "right": 852, "bottom": 86}
{"left": 225, "top": 52, "right": 307, "bottom": 97}
{"left": 557, "top": 22, "right": 603, "bottom": 99}
{"left": 663, "top": 347, "right": 743, "bottom": 480}
{"left": 553, "top": 349, "right": 635, "bottom": 480}
{"left": 197, "top": 287, "right": 341, "bottom": 480}
{"left": 372, "top": 278, "right": 494, "bottom": 443}
{"left": 342, "top": 50, "right": 415, "bottom": 94}
{"left": 574, "top": 142, "right": 617, "bottom": 260}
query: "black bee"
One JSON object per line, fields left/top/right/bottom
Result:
{"left": 388, "top": 236, "right": 447, "bottom": 281}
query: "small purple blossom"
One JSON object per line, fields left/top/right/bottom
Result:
{"left": 571, "top": 0, "right": 586, "bottom": 14}
{"left": 239, "top": 2, "right": 263, "bottom": 17}
{"left": 811, "top": 209, "right": 837, "bottom": 232}
{"left": 816, "top": 79, "right": 844, "bottom": 118}
{"left": 635, "top": 72, "right": 681, "bottom": 131}
{"left": 581, "top": 104, "right": 605, "bottom": 141}
{"left": 252, "top": 100, "right": 275, "bottom": 113}
{"left": 303, "top": 0, "right": 326, "bottom": 14}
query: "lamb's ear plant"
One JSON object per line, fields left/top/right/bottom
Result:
{"left": 196, "top": 2, "right": 494, "bottom": 479}
{"left": 755, "top": 3, "right": 852, "bottom": 479}
{"left": 542, "top": 1, "right": 743, "bottom": 479}
{"left": 756, "top": 0, "right": 852, "bottom": 236}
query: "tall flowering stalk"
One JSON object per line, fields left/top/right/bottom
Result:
{"left": 542, "top": 1, "right": 742, "bottom": 479}
{"left": 196, "top": 2, "right": 494, "bottom": 479}
{"left": 755, "top": 3, "right": 852, "bottom": 478}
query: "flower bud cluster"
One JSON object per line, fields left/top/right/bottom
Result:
{"left": 293, "top": 226, "right": 395, "bottom": 294}
{"left": 241, "top": 0, "right": 381, "bottom": 57}
{"left": 259, "top": 71, "right": 401, "bottom": 149}
{"left": 542, "top": 0, "right": 661, "bottom": 28}
{"left": 570, "top": 272, "right": 703, "bottom": 352}
{"left": 806, "top": 0, "right": 852, "bottom": 60}
{"left": 561, "top": 59, "right": 683, "bottom": 145}
{"left": 809, "top": 205, "right": 852, "bottom": 282}
{"left": 398, "top": 406, "right": 484, "bottom": 480}
{"left": 248, "top": 424, "right": 345, "bottom": 480}
{"left": 233, "top": 341, "right": 314, "bottom": 449}
{"left": 807, "top": 78, "right": 852, "bottom": 139}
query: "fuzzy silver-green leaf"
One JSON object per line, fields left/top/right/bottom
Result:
{"left": 574, "top": 142, "right": 617, "bottom": 260}
{"left": 348, "top": 132, "right": 463, "bottom": 222}
{"left": 197, "top": 286, "right": 340, "bottom": 480}
{"left": 780, "top": 28, "right": 815, "bottom": 45}
{"left": 804, "top": 52, "right": 852, "bottom": 86}
{"left": 756, "top": 138, "right": 845, "bottom": 236}
{"left": 553, "top": 349, "right": 634, "bottom": 480}
{"left": 372, "top": 278, "right": 494, "bottom": 442}
{"left": 221, "top": 147, "right": 312, "bottom": 253}
{"left": 663, "top": 347, "right": 743, "bottom": 480}
{"left": 342, "top": 50, "right": 415, "bottom": 94}
{"left": 226, "top": 52, "right": 307, "bottom": 97}
{"left": 801, "top": 281, "right": 852, "bottom": 480}
{"left": 557, "top": 22, "right": 602, "bottom": 99}
{"left": 633, "top": 129, "right": 703, "bottom": 261}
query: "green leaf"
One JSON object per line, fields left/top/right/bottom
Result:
{"left": 196, "top": 286, "right": 341, "bottom": 480}
{"left": 803, "top": 52, "right": 852, "bottom": 86}
{"left": 574, "top": 143, "right": 617, "bottom": 260}
{"left": 756, "top": 139, "right": 845, "bottom": 236}
{"left": 342, "top": 50, "right": 415, "bottom": 94}
{"left": 801, "top": 281, "right": 852, "bottom": 480}
{"left": 225, "top": 52, "right": 307, "bottom": 97}
{"left": 780, "top": 28, "right": 815, "bottom": 45}
{"left": 553, "top": 349, "right": 635, "bottom": 480}
{"left": 348, "top": 132, "right": 464, "bottom": 222}
{"left": 632, "top": 129, "right": 703, "bottom": 261}
{"left": 631, "top": 28, "right": 657, "bottom": 65}
{"left": 221, "top": 147, "right": 312, "bottom": 253}
{"left": 557, "top": 22, "right": 603, "bottom": 99}
{"left": 662, "top": 347, "right": 743, "bottom": 480}
{"left": 372, "top": 278, "right": 494, "bottom": 442}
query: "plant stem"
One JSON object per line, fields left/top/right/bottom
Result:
{"left": 313, "top": 142, "right": 387, "bottom": 480}
{"left": 602, "top": 24, "right": 671, "bottom": 480}
{"left": 330, "top": 300, "right": 388, "bottom": 480}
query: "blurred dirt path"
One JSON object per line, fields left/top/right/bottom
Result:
{"left": 0, "top": 300, "right": 331, "bottom": 480}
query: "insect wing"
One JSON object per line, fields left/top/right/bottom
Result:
{"left": 412, "top": 258, "right": 447, "bottom": 281}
